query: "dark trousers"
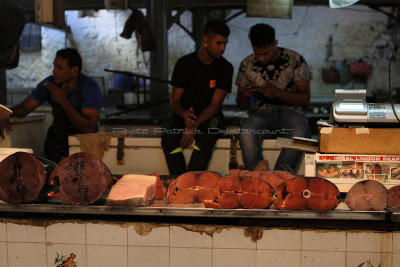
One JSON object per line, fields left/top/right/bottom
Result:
{"left": 161, "top": 116, "right": 219, "bottom": 175}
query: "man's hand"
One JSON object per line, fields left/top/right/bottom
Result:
{"left": 45, "top": 81, "right": 70, "bottom": 106}
{"left": 0, "top": 119, "right": 11, "bottom": 139}
{"left": 180, "top": 127, "right": 195, "bottom": 148}
{"left": 183, "top": 107, "right": 197, "bottom": 128}
{"left": 241, "top": 83, "right": 258, "bottom": 97}
{"left": 257, "top": 82, "right": 279, "bottom": 98}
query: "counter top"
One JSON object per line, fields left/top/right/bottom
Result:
{"left": 9, "top": 113, "right": 46, "bottom": 124}
{"left": 0, "top": 200, "right": 389, "bottom": 221}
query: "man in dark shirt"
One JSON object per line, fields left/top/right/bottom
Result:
{"left": 236, "top": 23, "right": 312, "bottom": 172}
{"left": 161, "top": 19, "right": 233, "bottom": 175}
{"left": 0, "top": 48, "right": 102, "bottom": 162}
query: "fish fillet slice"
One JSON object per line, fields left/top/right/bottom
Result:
{"left": 107, "top": 174, "right": 157, "bottom": 206}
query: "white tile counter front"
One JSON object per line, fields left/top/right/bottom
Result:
{"left": 0, "top": 220, "right": 398, "bottom": 267}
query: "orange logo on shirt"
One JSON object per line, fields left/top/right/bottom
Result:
{"left": 210, "top": 80, "right": 216, "bottom": 88}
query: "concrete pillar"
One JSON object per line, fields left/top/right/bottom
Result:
{"left": 149, "top": 0, "right": 169, "bottom": 119}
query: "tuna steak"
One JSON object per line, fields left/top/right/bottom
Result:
{"left": 275, "top": 176, "right": 340, "bottom": 211}
{"left": 0, "top": 152, "right": 46, "bottom": 204}
{"left": 204, "top": 175, "right": 274, "bottom": 209}
{"left": 345, "top": 180, "right": 388, "bottom": 211}
{"left": 48, "top": 152, "right": 112, "bottom": 205}
{"left": 388, "top": 185, "right": 400, "bottom": 209}
{"left": 244, "top": 171, "right": 281, "bottom": 190}
{"left": 167, "top": 171, "right": 222, "bottom": 204}
{"left": 240, "top": 170, "right": 295, "bottom": 190}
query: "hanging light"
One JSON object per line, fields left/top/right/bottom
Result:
{"left": 329, "top": 0, "right": 360, "bottom": 8}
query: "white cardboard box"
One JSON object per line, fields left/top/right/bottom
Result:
{"left": 304, "top": 153, "right": 400, "bottom": 192}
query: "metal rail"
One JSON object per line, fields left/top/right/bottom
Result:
{"left": 103, "top": 68, "right": 170, "bottom": 117}
{"left": 0, "top": 201, "right": 390, "bottom": 221}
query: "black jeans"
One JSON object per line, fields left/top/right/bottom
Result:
{"left": 161, "top": 115, "right": 220, "bottom": 175}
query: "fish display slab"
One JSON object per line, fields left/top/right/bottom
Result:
{"left": 0, "top": 200, "right": 388, "bottom": 221}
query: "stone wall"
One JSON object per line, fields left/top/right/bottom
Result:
{"left": 5, "top": 6, "right": 400, "bottom": 99}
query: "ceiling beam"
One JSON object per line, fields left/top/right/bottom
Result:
{"left": 16, "top": 0, "right": 400, "bottom": 12}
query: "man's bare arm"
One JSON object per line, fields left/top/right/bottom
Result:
{"left": 170, "top": 86, "right": 197, "bottom": 127}
{"left": 195, "top": 88, "right": 227, "bottom": 128}
{"left": 46, "top": 81, "right": 99, "bottom": 133}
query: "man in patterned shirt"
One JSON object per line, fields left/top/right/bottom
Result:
{"left": 236, "top": 23, "right": 311, "bottom": 172}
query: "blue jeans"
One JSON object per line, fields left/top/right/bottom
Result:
{"left": 239, "top": 106, "right": 311, "bottom": 172}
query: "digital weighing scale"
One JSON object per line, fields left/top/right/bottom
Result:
{"left": 331, "top": 89, "right": 400, "bottom": 126}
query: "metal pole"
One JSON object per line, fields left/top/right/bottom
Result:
{"left": 192, "top": 8, "right": 208, "bottom": 51}
{"left": 149, "top": 0, "right": 169, "bottom": 118}
{"left": 0, "top": 69, "right": 6, "bottom": 105}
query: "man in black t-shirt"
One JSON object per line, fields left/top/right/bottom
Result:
{"left": 161, "top": 19, "right": 233, "bottom": 175}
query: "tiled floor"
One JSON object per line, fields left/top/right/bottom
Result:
{"left": 0, "top": 220, "right": 399, "bottom": 267}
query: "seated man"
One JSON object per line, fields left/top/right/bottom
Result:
{"left": 0, "top": 48, "right": 102, "bottom": 162}
{"left": 236, "top": 23, "right": 311, "bottom": 172}
{"left": 161, "top": 19, "right": 233, "bottom": 175}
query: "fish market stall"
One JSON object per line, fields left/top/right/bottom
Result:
{"left": 0, "top": 151, "right": 399, "bottom": 267}
{"left": 0, "top": 96, "right": 400, "bottom": 267}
